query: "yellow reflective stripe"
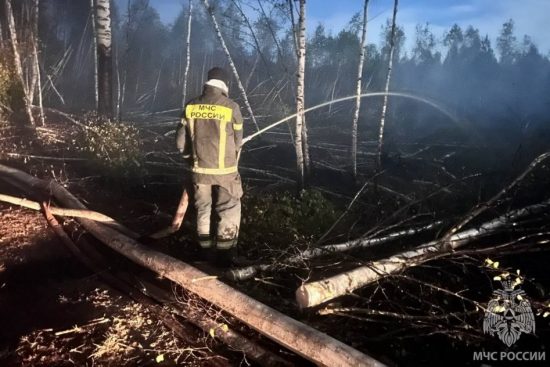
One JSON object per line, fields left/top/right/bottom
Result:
{"left": 219, "top": 121, "right": 227, "bottom": 169}
{"left": 188, "top": 118, "right": 199, "bottom": 167}
{"left": 233, "top": 123, "right": 243, "bottom": 131}
{"left": 185, "top": 104, "right": 232, "bottom": 122}
{"left": 192, "top": 166, "right": 238, "bottom": 175}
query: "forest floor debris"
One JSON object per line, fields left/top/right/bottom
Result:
{"left": 0, "top": 204, "right": 223, "bottom": 366}
{"left": 1, "top": 115, "right": 550, "bottom": 365}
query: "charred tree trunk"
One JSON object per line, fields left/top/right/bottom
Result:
{"left": 0, "top": 15, "right": 4, "bottom": 47}
{"left": 351, "top": 0, "right": 369, "bottom": 179}
{"left": 4, "top": 0, "right": 35, "bottom": 125}
{"left": 202, "top": 0, "right": 260, "bottom": 132}
{"left": 376, "top": 0, "right": 398, "bottom": 169}
{"left": 294, "top": 0, "right": 308, "bottom": 190}
{"left": 94, "top": 0, "right": 113, "bottom": 118}
{"left": 181, "top": 0, "right": 192, "bottom": 105}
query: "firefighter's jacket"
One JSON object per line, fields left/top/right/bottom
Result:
{"left": 176, "top": 85, "right": 243, "bottom": 195}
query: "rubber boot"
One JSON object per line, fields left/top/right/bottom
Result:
{"left": 198, "top": 235, "right": 215, "bottom": 263}
{"left": 215, "top": 247, "right": 236, "bottom": 268}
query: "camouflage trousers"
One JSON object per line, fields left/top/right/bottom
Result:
{"left": 194, "top": 183, "right": 241, "bottom": 250}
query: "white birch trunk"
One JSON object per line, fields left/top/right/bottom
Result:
{"left": 376, "top": 0, "right": 398, "bottom": 169}
{"left": 90, "top": 0, "right": 99, "bottom": 111}
{"left": 202, "top": 0, "right": 260, "bottom": 132}
{"left": 115, "top": 41, "right": 122, "bottom": 120}
{"left": 31, "top": 0, "right": 45, "bottom": 126}
{"left": 351, "top": 0, "right": 369, "bottom": 178}
{"left": 182, "top": 0, "right": 192, "bottom": 105}
{"left": 5, "top": 0, "right": 35, "bottom": 125}
{"left": 94, "top": 0, "right": 113, "bottom": 117}
{"left": 228, "top": 220, "right": 442, "bottom": 281}
{"left": 294, "top": 0, "right": 307, "bottom": 190}
{"left": 296, "top": 200, "right": 550, "bottom": 308}
{"left": 287, "top": 0, "right": 299, "bottom": 58}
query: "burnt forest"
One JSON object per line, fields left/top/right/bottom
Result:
{"left": 1, "top": 0, "right": 550, "bottom": 366}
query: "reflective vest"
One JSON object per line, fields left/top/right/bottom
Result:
{"left": 177, "top": 86, "right": 243, "bottom": 177}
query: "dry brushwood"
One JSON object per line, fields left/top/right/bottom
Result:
{"left": 296, "top": 199, "right": 550, "bottom": 308}
{"left": 39, "top": 203, "right": 227, "bottom": 364}
{"left": 228, "top": 220, "right": 442, "bottom": 281}
{"left": 293, "top": 151, "right": 550, "bottom": 308}
{"left": 0, "top": 193, "right": 138, "bottom": 238}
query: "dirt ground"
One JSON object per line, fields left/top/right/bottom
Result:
{"left": 0, "top": 205, "right": 228, "bottom": 367}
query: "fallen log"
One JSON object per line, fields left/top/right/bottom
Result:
{"left": 0, "top": 193, "right": 138, "bottom": 238}
{"left": 440, "top": 151, "right": 550, "bottom": 247}
{"left": 228, "top": 220, "right": 443, "bottom": 281}
{"left": 296, "top": 200, "right": 550, "bottom": 308}
{"left": 0, "top": 163, "right": 385, "bottom": 367}
{"left": 40, "top": 203, "right": 230, "bottom": 367}
{"left": 136, "top": 278, "right": 293, "bottom": 367}
{"left": 40, "top": 202, "right": 104, "bottom": 272}
{"left": 42, "top": 199, "right": 290, "bottom": 367}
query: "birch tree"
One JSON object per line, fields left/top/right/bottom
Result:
{"left": 376, "top": 0, "right": 398, "bottom": 169}
{"left": 201, "top": 0, "right": 260, "bottom": 132}
{"left": 90, "top": 0, "right": 99, "bottom": 110}
{"left": 94, "top": 0, "right": 113, "bottom": 117}
{"left": 294, "top": 0, "right": 308, "bottom": 190}
{"left": 351, "top": 0, "right": 369, "bottom": 179}
{"left": 31, "top": 0, "right": 45, "bottom": 126}
{"left": 4, "top": 0, "right": 35, "bottom": 125}
{"left": 181, "top": 0, "right": 192, "bottom": 105}
{"left": 287, "top": 0, "right": 299, "bottom": 58}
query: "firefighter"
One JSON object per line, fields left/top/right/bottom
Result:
{"left": 176, "top": 67, "right": 243, "bottom": 266}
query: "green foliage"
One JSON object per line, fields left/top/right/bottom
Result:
{"left": 74, "top": 118, "right": 143, "bottom": 178}
{"left": 240, "top": 190, "right": 340, "bottom": 250}
{"left": 0, "top": 54, "right": 24, "bottom": 116}
{"left": 0, "top": 62, "right": 11, "bottom": 112}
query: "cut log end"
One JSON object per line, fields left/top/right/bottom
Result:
{"left": 296, "top": 282, "right": 341, "bottom": 309}
{"left": 295, "top": 286, "right": 309, "bottom": 309}
{"left": 296, "top": 284, "right": 325, "bottom": 309}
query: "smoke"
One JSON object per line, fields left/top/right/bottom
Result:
{"left": 31, "top": 0, "right": 550, "bottom": 165}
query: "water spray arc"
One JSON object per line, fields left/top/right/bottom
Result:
{"left": 242, "top": 91, "right": 459, "bottom": 145}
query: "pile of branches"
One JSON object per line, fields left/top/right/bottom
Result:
{"left": 226, "top": 152, "right": 550, "bottom": 351}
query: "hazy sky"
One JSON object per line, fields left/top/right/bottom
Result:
{"left": 148, "top": 0, "right": 550, "bottom": 55}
